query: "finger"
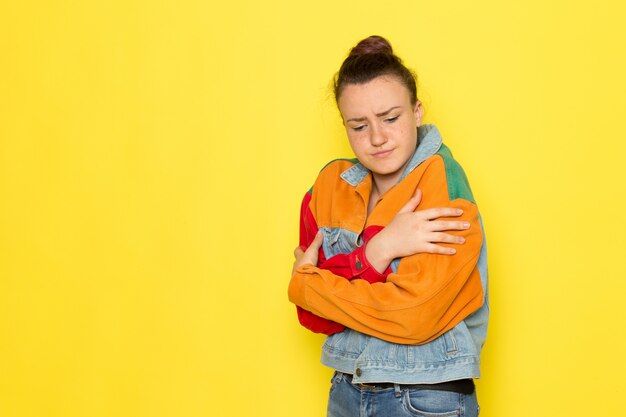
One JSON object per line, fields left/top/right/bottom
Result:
{"left": 428, "top": 220, "right": 471, "bottom": 232}
{"left": 307, "top": 231, "right": 324, "bottom": 252}
{"left": 398, "top": 188, "right": 422, "bottom": 214}
{"left": 293, "top": 247, "right": 304, "bottom": 258}
{"left": 417, "top": 207, "right": 464, "bottom": 220}
{"left": 429, "top": 232, "right": 466, "bottom": 244}
{"left": 424, "top": 243, "right": 457, "bottom": 255}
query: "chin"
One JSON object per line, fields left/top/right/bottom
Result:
{"left": 371, "top": 159, "right": 402, "bottom": 172}
{"left": 369, "top": 165, "right": 402, "bottom": 177}
{"left": 366, "top": 157, "right": 412, "bottom": 178}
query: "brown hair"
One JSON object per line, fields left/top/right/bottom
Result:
{"left": 334, "top": 36, "right": 418, "bottom": 105}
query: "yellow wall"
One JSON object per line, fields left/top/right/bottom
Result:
{"left": 1, "top": 1, "right": 625, "bottom": 416}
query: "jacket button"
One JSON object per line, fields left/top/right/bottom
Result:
{"left": 355, "top": 368, "right": 362, "bottom": 377}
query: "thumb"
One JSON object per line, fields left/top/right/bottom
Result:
{"left": 293, "top": 246, "right": 304, "bottom": 258}
{"left": 398, "top": 188, "right": 422, "bottom": 214}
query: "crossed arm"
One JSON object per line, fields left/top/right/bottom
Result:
{"left": 292, "top": 187, "right": 470, "bottom": 336}
{"left": 289, "top": 156, "right": 485, "bottom": 345}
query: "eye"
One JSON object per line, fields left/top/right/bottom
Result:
{"left": 384, "top": 116, "right": 399, "bottom": 124}
{"left": 351, "top": 125, "right": 366, "bottom": 132}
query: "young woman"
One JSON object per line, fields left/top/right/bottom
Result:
{"left": 288, "top": 36, "right": 488, "bottom": 417}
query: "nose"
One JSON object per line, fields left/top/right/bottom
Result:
{"left": 369, "top": 123, "right": 387, "bottom": 147}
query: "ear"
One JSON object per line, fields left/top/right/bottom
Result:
{"left": 413, "top": 101, "right": 423, "bottom": 127}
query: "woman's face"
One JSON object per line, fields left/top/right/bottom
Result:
{"left": 338, "top": 75, "right": 422, "bottom": 185}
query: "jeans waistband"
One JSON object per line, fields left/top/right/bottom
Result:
{"left": 340, "top": 372, "right": 475, "bottom": 395}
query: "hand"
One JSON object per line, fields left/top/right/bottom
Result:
{"left": 292, "top": 231, "right": 324, "bottom": 275}
{"left": 365, "top": 188, "right": 469, "bottom": 273}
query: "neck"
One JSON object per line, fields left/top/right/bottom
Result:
{"left": 372, "top": 172, "right": 401, "bottom": 198}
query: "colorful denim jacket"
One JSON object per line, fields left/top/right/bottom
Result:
{"left": 289, "top": 124, "right": 489, "bottom": 384}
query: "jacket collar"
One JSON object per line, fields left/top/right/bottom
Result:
{"left": 339, "top": 124, "right": 443, "bottom": 187}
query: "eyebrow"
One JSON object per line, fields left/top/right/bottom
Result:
{"left": 346, "top": 106, "right": 402, "bottom": 123}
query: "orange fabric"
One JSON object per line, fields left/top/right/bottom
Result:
{"left": 288, "top": 155, "right": 484, "bottom": 345}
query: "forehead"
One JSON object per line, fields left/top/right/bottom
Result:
{"left": 338, "top": 76, "right": 412, "bottom": 118}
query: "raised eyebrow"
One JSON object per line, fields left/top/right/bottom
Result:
{"left": 345, "top": 106, "right": 402, "bottom": 123}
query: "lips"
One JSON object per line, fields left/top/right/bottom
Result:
{"left": 372, "top": 149, "right": 394, "bottom": 158}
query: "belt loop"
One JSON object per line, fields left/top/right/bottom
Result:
{"left": 394, "top": 383, "right": 401, "bottom": 398}
{"left": 335, "top": 371, "right": 343, "bottom": 383}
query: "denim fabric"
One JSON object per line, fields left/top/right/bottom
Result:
{"left": 320, "top": 125, "right": 489, "bottom": 384}
{"left": 327, "top": 372, "right": 479, "bottom": 417}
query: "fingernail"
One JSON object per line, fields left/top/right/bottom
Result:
{"left": 449, "top": 248, "right": 456, "bottom": 254}
{"left": 459, "top": 237, "right": 465, "bottom": 243}
{"left": 456, "top": 209, "right": 463, "bottom": 215}
{"left": 463, "top": 222, "right": 470, "bottom": 228}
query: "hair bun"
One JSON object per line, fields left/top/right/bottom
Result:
{"left": 334, "top": 35, "right": 417, "bottom": 105}
{"left": 349, "top": 35, "right": 393, "bottom": 57}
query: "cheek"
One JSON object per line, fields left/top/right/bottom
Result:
{"left": 347, "top": 136, "right": 367, "bottom": 154}
{"left": 397, "top": 123, "right": 416, "bottom": 144}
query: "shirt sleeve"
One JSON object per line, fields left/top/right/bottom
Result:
{"left": 288, "top": 157, "right": 485, "bottom": 345}
{"left": 294, "top": 191, "right": 392, "bottom": 335}
{"left": 320, "top": 225, "right": 389, "bottom": 284}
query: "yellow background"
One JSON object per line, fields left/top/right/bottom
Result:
{"left": 1, "top": 1, "right": 625, "bottom": 416}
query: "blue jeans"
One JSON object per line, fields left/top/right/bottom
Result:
{"left": 327, "top": 372, "right": 479, "bottom": 417}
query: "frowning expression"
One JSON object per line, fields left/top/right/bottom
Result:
{"left": 338, "top": 75, "right": 423, "bottom": 185}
